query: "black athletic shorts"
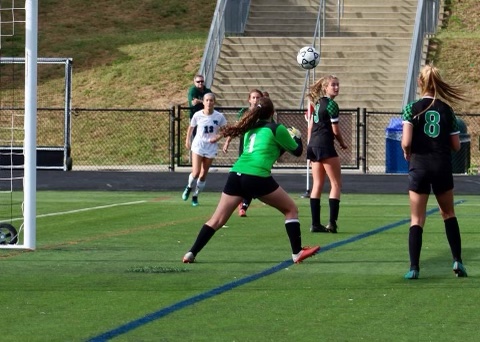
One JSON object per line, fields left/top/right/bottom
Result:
{"left": 306, "top": 145, "right": 338, "bottom": 162}
{"left": 223, "top": 172, "right": 279, "bottom": 199}
{"left": 408, "top": 154, "right": 454, "bottom": 195}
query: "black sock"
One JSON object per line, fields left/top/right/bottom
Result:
{"left": 310, "top": 198, "right": 321, "bottom": 226}
{"left": 408, "top": 225, "right": 423, "bottom": 271}
{"left": 329, "top": 198, "right": 340, "bottom": 226}
{"left": 241, "top": 197, "right": 252, "bottom": 210}
{"left": 189, "top": 224, "right": 216, "bottom": 256}
{"left": 444, "top": 217, "right": 462, "bottom": 263}
{"left": 285, "top": 220, "right": 302, "bottom": 254}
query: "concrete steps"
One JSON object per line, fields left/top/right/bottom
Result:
{"left": 211, "top": 0, "right": 418, "bottom": 113}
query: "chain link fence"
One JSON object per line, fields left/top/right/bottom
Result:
{"left": 175, "top": 106, "right": 362, "bottom": 171}
{"left": 70, "top": 108, "right": 174, "bottom": 171}
{"left": 29, "top": 106, "right": 479, "bottom": 174}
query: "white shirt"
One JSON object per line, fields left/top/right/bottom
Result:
{"left": 190, "top": 109, "right": 227, "bottom": 158}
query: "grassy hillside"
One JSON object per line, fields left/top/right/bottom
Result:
{"left": 432, "top": 0, "right": 480, "bottom": 113}
{"left": 38, "top": 0, "right": 216, "bottom": 108}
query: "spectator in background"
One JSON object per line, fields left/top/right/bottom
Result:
{"left": 223, "top": 89, "right": 264, "bottom": 217}
{"left": 401, "top": 64, "right": 467, "bottom": 279}
{"left": 182, "top": 93, "right": 227, "bottom": 207}
{"left": 187, "top": 74, "right": 212, "bottom": 138}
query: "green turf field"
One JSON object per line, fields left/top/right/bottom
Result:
{"left": 1, "top": 191, "right": 478, "bottom": 342}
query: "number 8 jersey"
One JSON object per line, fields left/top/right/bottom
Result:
{"left": 402, "top": 96, "right": 459, "bottom": 158}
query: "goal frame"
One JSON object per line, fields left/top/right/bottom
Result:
{"left": 0, "top": 0, "right": 38, "bottom": 250}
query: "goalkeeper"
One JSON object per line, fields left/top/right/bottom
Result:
{"left": 183, "top": 97, "right": 319, "bottom": 264}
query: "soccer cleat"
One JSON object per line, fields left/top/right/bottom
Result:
{"left": 310, "top": 224, "right": 329, "bottom": 233}
{"left": 326, "top": 222, "right": 338, "bottom": 233}
{"left": 453, "top": 261, "right": 468, "bottom": 277}
{"left": 182, "top": 186, "right": 191, "bottom": 201}
{"left": 182, "top": 252, "right": 195, "bottom": 263}
{"left": 292, "top": 246, "right": 320, "bottom": 263}
{"left": 239, "top": 208, "right": 247, "bottom": 217}
{"left": 404, "top": 269, "right": 419, "bottom": 279}
{"left": 191, "top": 196, "right": 199, "bottom": 207}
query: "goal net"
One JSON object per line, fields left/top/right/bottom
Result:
{"left": 0, "top": 0, "right": 37, "bottom": 249}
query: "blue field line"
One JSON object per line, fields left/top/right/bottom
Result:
{"left": 87, "top": 200, "right": 464, "bottom": 341}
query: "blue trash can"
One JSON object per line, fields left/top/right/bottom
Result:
{"left": 385, "top": 118, "right": 408, "bottom": 173}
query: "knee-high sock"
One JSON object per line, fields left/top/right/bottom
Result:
{"left": 444, "top": 217, "right": 462, "bottom": 263}
{"left": 329, "top": 198, "right": 340, "bottom": 224}
{"left": 189, "top": 224, "right": 216, "bottom": 256}
{"left": 285, "top": 219, "right": 302, "bottom": 254}
{"left": 241, "top": 197, "right": 252, "bottom": 210}
{"left": 194, "top": 180, "right": 206, "bottom": 196}
{"left": 309, "top": 198, "right": 321, "bottom": 226}
{"left": 187, "top": 173, "right": 197, "bottom": 188}
{"left": 408, "top": 225, "right": 423, "bottom": 271}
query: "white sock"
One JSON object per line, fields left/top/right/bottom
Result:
{"left": 194, "top": 180, "right": 206, "bottom": 196}
{"left": 188, "top": 174, "right": 197, "bottom": 188}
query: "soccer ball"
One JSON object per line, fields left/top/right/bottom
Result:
{"left": 296, "top": 46, "right": 320, "bottom": 70}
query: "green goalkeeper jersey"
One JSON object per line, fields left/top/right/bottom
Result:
{"left": 231, "top": 120, "right": 302, "bottom": 177}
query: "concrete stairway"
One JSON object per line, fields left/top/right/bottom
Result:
{"left": 212, "top": 0, "right": 418, "bottom": 112}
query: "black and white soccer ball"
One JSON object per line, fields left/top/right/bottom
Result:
{"left": 296, "top": 46, "right": 320, "bottom": 70}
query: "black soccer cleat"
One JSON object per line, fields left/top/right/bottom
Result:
{"left": 326, "top": 222, "right": 338, "bottom": 234}
{"left": 310, "top": 224, "right": 329, "bottom": 233}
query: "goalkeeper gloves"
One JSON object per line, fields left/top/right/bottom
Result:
{"left": 287, "top": 126, "right": 301, "bottom": 139}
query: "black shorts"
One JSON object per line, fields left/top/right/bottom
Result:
{"left": 408, "top": 154, "right": 454, "bottom": 195}
{"left": 307, "top": 145, "right": 338, "bottom": 162}
{"left": 223, "top": 172, "right": 279, "bottom": 199}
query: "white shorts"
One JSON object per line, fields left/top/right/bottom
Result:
{"left": 191, "top": 142, "right": 218, "bottom": 159}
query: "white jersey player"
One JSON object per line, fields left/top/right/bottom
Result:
{"left": 182, "top": 93, "right": 227, "bottom": 206}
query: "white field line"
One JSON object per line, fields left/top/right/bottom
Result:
{"left": 0, "top": 200, "right": 148, "bottom": 223}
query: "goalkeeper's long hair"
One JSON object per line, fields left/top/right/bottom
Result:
{"left": 221, "top": 97, "right": 274, "bottom": 138}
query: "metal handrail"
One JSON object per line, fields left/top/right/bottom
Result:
{"left": 402, "top": 0, "right": 440, "bottom": 108}
{"left": 337, "top": 0, "right": 344, "bottom": 34}
{"left": 299, "top": 0, "right": 326, "bottom": 110}
{"left": 198, "top": 0, "right": 227, "bottom": 89}
{"left": 198, "top": 0, "right": 250, "bottom": 89}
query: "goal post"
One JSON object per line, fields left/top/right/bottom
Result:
{"left": 23, "top": 0, "right": 38, "bottom": 250}
{"left": 0, "top": 0, "right": 38, "bottom": 250}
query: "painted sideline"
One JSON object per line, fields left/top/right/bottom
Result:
{"left": 0, "top": 200, "right": 147, "bottom": 222}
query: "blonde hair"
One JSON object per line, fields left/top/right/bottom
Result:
{"left": 307, "top": 75, "right": 339, "bottom": 103}
{"left": 418, "top": 64, "right": 465, "bottom": 106}
{"left": 413, "top": 64, "right": 466, "bottom": 118}
{"left": 221, "top": 97, "right": 274, "bottom": 138}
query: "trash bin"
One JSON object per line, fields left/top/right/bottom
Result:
{"left": 385, "top": 117, "right": 408, "bottom": 173}
{"left": 452, "top": 118, "right": 471, "bottom": 174}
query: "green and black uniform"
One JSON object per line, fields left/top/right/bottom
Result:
{"left": 185, "top": 119, "right": 312, "bottom": 262}
{"left": 223, "top": 120, "right": 302, "bottom": 199}
{"left": 307, "top": 96, "right": 339, "bottom": 161}
{"left": 402, "top": 96, "right": 459, "bottom": 194}
{"left": 402, "top": 96, "right": 464, "bottom": 275}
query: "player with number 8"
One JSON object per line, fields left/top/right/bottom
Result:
{"left": 401, "top": 64, "right": 468, "bottom": 279}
